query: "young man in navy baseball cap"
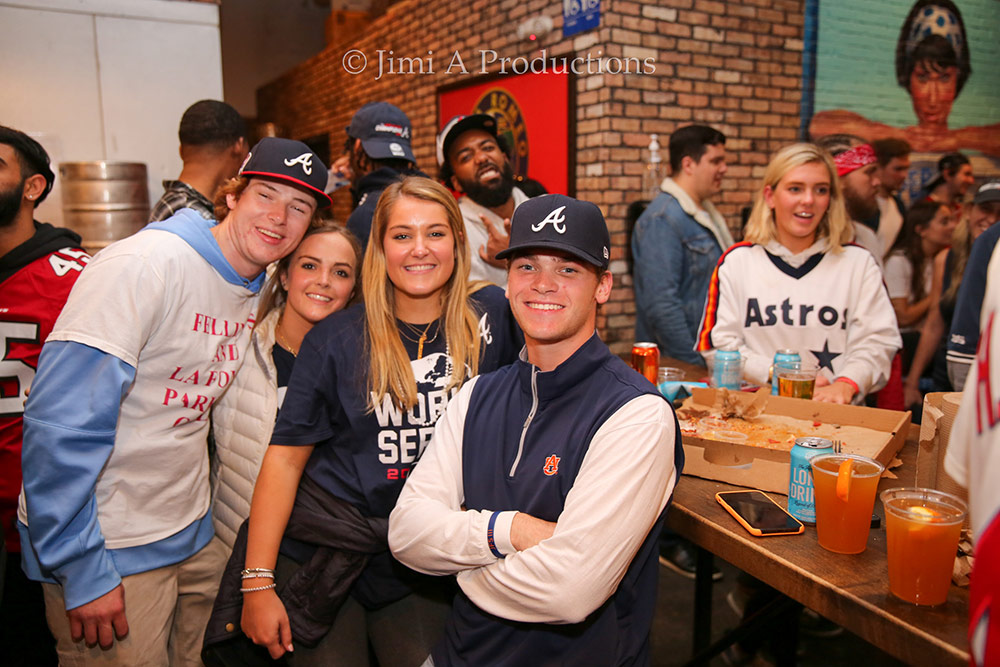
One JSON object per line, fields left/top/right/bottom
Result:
{"left": 18, "top": 137, "right": 326, "bottom": 664}
{"left": 236, "top": 136, "right": 332, "bottom": 208}
{"left": 390, "top": 194, "right": 683, "bottom": 666}
{"left": 343, "top": 101, "right": 424, "bottom": 248}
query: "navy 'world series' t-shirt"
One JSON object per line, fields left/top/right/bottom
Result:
{"left": 271, "top": 284, "right": 521, "bottom": 606}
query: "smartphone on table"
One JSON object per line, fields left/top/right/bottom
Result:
{"left": 716, "top": 490, "right": 804, "bottom": 537}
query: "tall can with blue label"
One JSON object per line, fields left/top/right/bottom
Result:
{"left": 771, "top": 349, "right": 801, "bottom": 395}
{"left": 712, "top": 349, "right": 742, "bottom": 390}
{"left": 787, "top": 436, "right": 834, "bottom": 523}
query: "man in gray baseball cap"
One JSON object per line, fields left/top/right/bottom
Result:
{"left": 946, "top": 181, "right": 1000, "bottom": 391}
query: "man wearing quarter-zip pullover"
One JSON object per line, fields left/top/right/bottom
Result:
{"left": 390, "top": 194, "right": 682, "bottom": 666}
{"left": 18, "top": 138, "right": 331, "bottom": 666}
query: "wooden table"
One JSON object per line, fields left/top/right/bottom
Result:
{"left": 660, "top": 358, "right": 970, "bottom": 666}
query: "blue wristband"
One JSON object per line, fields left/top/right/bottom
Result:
{"left": 487, "top": 511, "right": 505, "bottom": 559}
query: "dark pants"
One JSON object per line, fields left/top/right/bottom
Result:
{"left": 279, "top": 555, "right": 452, "bottom": 667}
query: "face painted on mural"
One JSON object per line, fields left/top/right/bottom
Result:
{"left": 806, "top": 2, "right": 1000, "bottom": 159}
{"left": 909, "top": 61, "right": 959, "bottom": 128}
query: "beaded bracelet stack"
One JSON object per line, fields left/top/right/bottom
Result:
{"left": 239, "top": 567, "right": 276, "bottom": 593}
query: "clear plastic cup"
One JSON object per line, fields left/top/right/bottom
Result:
{"left": 881, "top": 487, "right": 966, "bottom": 605}
{"left": 657, "top": 367, "right": 686, "bottom": 383}
{"left": 810, "top": 453, "right": 884, "bottom": 554}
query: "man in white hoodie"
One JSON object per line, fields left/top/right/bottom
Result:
{"left": 632, "top": 124, "right": 732, "bottom": 366}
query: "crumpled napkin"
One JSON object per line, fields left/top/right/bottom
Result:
{"left": 954, "top": 534, "right": 974, "bottom": 587}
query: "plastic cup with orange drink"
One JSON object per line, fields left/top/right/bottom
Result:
{"left": 809, "top": 453, "right": 884, "bottom": 554}
{"left": 881, "top": 487, "right": 966, "bottom": 605}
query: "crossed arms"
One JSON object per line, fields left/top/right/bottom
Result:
{"left": 389, "top": 379, "right": 677, "bottom": 624}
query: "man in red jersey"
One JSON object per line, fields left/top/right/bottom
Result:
{"left": 0, "top": 125, "right": 89, "bottom": 665}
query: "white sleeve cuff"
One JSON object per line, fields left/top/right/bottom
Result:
{"left": 490, "top": 510, "right": 519, "bottom": 556}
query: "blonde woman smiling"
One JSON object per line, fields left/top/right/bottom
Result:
{"left": 238, "top": 176, "right": 520, "bottom": 665}
{"left": 697, "top": 143, "right": 901, "bottom": 404}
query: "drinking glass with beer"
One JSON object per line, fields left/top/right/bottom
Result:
{"left": 810, "top": 453, "right": 884, "bottom": 554}
{"left": 775, "top": 361, "right": 820, "bottom": 399}
{"left": 881, "top": 487, "right": 966, "bottom": 605}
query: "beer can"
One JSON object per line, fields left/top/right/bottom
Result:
{"left": 631, "top": 342, "right": 659, "bottom": 384}
{"left": 712, "top": 349, "right": 742, "bottom": 390}
{"left": 771, "top": 349, "right": 801, "bottom": 396}
{"left": 787, "top": 436, "right": 834, "bottom": 523}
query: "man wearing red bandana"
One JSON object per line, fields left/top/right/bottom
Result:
{"left": 818, "top": 135, "right": 886, "bottom": 270}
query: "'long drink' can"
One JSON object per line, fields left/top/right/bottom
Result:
{"left": 787, "top": 436, "right": 834, "bottom": 523}
{"left": 771, "top": 349, "right": 801, "bottom": 395}
{"left": 713, "top": 349, "right": 742, "bottom": 390}
{"left": 631, "top": 342, "right": 660, "bottom": 384}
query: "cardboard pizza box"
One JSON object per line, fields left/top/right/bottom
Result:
{"left": 915, "top": 392, "right": 967, "bottom": 503}
{"left": 678, "top": 387, "right": 911, "bottom": 494}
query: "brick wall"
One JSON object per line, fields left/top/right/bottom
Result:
{"left": 258, "top": 0, "right": 806, "bottom": 355}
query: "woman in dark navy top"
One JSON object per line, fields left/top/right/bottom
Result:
{"left": 240, "top": 176, "right": 520, "bottom": 665}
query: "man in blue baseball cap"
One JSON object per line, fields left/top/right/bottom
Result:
{"left": 390, "top": 194, "right": 683, "bottom": 666}
{"left": 344, "top": 101, "right": 424, "bottom": 249}
{"left": 18, "top": 137, "right": 327, "bottom": 664}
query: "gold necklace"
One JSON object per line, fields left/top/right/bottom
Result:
{"left": 398, "top": 320, "right": 439, "bottom": 359}
{"left": 274, "top": 325, "right": 298, "bottom": 357}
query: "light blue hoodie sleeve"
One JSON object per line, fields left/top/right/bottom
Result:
{"left": 22, "top": 340, "right": 136, "bottom": 610}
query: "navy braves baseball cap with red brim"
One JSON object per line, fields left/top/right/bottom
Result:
{"left": 239, "top": 137, "right": 332, "bottom": 207}
{"left": 496, "top": 194, "right": 611, "bottom": 270}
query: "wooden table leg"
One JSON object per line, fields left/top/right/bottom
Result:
{"left": 693, "top": 547, "right": 714, "bottom": 653}
{"left": 684, "top": 594, "right": 800, "bottom": 667}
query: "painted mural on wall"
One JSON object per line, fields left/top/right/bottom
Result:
{"left": 807, "top": 0, "right": 1000, "bottom": 202}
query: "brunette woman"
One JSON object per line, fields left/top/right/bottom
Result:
{"left": 904, "top": 193, "right": 1000, "bottom": 405}
{"left": 211, "top": 221, "right": 363, "bottom": 550}
{"left": 885, "top": 202, "right": 955, "bottom": 337}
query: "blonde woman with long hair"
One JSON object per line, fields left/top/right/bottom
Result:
{"left": 696, "top": 142, "right": 900, "bottom": 404}
{"left": 237, "top": 176, "right": 520, "bottom": 665}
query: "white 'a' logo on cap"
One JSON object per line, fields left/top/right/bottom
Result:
{"left": 531, "top": 205, "right": 567, "bottom": 234}
{"left": 284, "top": 153, "right": 313, "bottom": 175}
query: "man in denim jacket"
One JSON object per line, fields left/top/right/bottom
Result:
{"left": 632, "top": 125, "right": 732, "bottom": 366}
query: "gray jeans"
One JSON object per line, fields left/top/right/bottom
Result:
{"left": 279, "top": 554, "right": 450, "bottom": 667}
